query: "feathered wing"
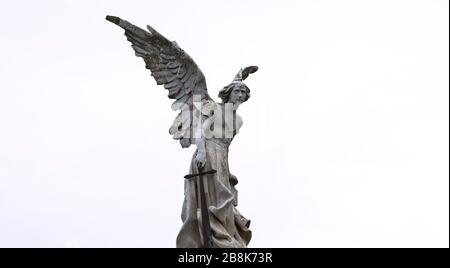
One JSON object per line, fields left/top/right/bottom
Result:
{"left": 106, "top": 15, "right": 213, "bottom": 147}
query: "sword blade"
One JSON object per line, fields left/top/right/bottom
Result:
{"left": 197, "top": 171, "right": 213, "bottom": 248}
{"left": 184, "top": 169, "right": 216, "bottom": 248}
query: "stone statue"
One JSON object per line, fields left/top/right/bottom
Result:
{"left": 106, "top": 16, "right": 258, "bottom": 248}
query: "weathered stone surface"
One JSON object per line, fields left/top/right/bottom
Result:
{"left": 107, "top": 15, "right": 258, "bottom": 248}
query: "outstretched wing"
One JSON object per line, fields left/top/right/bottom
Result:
{"left": 106, "top": 15, "right": 213, "bottom": 147}
{"left": 106, "top": 16, "right": 211, "bottom": 109}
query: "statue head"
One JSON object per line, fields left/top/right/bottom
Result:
{"left": 218, "top": 82, "right": 251, "bottom": 104}
{"left": 218, "top": 66, "right": 258, "bottom": 105}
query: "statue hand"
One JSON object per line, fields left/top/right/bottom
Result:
{"left": 229, "top": 174, "right": 238, "bottom": 186}
{"left": 194, "top": 151, "right": 206, "bottom": 170}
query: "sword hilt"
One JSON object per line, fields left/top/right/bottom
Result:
{"left": 184, "top": 169, "right": 217, "bottom": 179}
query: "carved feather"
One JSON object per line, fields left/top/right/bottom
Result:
{"left": 106, "top": 15, "right": 212, "bottom": 110}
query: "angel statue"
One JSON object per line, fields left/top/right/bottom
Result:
{"left": 106, "top": 15, "right": 258, "bottom": 248}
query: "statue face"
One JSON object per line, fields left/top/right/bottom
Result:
{"left": 228, "top": 85, "right": 247, "bottom": 104}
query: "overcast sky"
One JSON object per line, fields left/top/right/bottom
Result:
{"left": 0, "top": 0, "right": 448, "bottom": 247}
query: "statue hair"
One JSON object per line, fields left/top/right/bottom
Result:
{"left": 218, "top": 82, "right": 251, "bottom": 103}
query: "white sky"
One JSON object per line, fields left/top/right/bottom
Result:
{"left": 0, "top": 0, "right": 448, "bottom": 248}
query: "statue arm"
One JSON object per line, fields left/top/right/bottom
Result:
{"left": 193, "top": 138, "right": 206, "bottom": 169}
